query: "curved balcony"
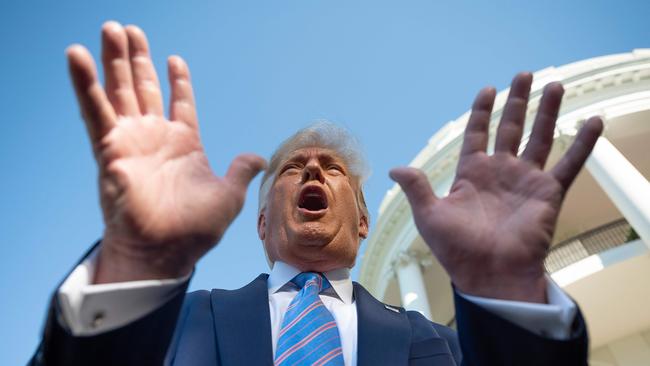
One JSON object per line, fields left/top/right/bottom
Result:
{"left": 545, "top": 218, "right": 637, "bottom": 273}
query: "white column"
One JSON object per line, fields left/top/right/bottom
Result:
{"left": 586, "top": 136, "right": 650, "bottom": 248}
{"left": 394, "top": 251, "right": 433, "bottom": 320}
{"left": 608, "top": 334, "right": 650, "bottom": 366}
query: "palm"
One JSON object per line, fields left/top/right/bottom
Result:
{"left": 67, "top": 23, "right": 265, "bottom": 280}
{"left": 101, "top": 117, "right": 231, "bottom": 247}
{"left": 426, "top": 154, "right": 561, "bottom": 274}
{"left": 391, "top": 74, "right": 603, "bottom": 301}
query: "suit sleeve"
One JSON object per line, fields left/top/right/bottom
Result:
{"left": 57, "top": 244, "right": 189, "bottom": 336}
{"left": 457, "top": 276, "right": 577, "bottom": 340}
{"left": 28, "top": 242, "right": 190, "bottom": 366}
{"left": 454, "top": 290, "right": 589, "bottom": 366}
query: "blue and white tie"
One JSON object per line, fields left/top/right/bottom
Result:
{"left": 274, "top": 272, "right": 345, "bottom": 366}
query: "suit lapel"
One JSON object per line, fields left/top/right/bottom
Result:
{"left": 211, "top": 274, "right": 274, "bottom": 366}
{"left": 354, "top": 282, "right": 412, "bottom": 366}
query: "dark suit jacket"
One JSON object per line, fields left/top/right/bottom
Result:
{"left": 30, "top": 247, "right": 589, "bottom": 366}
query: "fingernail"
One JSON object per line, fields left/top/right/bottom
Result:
{"left": 65, "top": 44, "right": 83, "bottom": 57}
{"left": 103, "top": 20, "right": 122, "bottom": 33}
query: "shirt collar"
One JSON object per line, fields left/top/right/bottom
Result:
{"left": 267, "top": 261, "right": 354, "bottom": 305}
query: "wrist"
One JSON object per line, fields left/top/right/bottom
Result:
{"left": 453, "top": 270, "right": 547, "bottom": 303}
{"left": 94, "top": 239, "right": 193, "bottom": 284}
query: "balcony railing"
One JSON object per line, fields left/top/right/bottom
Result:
{"left": 544, "top": 219, "right": 637, "bottom": 273}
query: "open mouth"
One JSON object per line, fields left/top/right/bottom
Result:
{"left": 298, "top": 185, "right": 329, "bottom": 212}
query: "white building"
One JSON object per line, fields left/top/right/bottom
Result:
{"left": 359, "top": 50, "right": 650, "bottom": 366}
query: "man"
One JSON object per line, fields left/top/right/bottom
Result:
{"left": 31, "top": 21, "right": 603, "bottom": 365}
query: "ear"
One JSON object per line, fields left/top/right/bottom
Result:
{"left": 257, "top": 211, "right": 266, "bottom": 241}
{"left": 358, "top": 214, "right": 369, "bottom": 239}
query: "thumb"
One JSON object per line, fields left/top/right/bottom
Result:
{"left": 225, "top": 153, "right": 268, "bottom": 189}
{"left": 389, "top": 167, "right": 437, "bottom": 212}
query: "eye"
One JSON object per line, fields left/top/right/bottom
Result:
{"left": 327, "top": 164, "right": 345, "bottom": 174}
{"left": 280, "top": 163, "right": 301, "bottom": 174}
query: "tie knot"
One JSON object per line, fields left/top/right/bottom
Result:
{"left": 291, "top": 272, "right": 331, "bottom": 292}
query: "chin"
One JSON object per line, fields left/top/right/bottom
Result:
{"left": 289, "top": 221, "right": 335, "bottom": 246}
{"left": 295, "top": 231, "right": 334, "bottom": 247}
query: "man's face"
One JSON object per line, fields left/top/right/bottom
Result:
{"left": 258, "top": 147, "right": 368, "bottom": 272}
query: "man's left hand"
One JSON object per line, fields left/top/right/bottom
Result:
{"left": 391, "top": 73, "right": 603, "bottom": 303}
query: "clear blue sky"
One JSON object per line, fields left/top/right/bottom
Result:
{"left": 0, "top": 0, "right": 648, "bottom": 363}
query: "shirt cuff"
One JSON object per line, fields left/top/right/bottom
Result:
{"left": 457, "top": 276, "right": 576, "bottom": 340}
{"left": 57, "top": 246, "right": 190, "bottom": 336}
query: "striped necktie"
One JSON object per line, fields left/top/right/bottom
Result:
{"left": 274, "top": 272, "right": 345, "bottom": 366}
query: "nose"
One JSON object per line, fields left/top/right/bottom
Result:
{"left": 301, "top": 160, "right": 325, "bottom": 184}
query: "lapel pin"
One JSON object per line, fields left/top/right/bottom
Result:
{"left": 384, "top": 304, "right": 401, "bottom": 313}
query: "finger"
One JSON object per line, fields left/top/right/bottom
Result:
{"left": 168, "top": 55, "right": 198, "bottom": 128}
{"left": 521, "top": 82, "right": 564, "bottom": 168}
{"left": 67, "top": 45, "right": 117, "bottom": 144}
{"left": 494, "top": 72, "right": 533, "bottom": 155}
{"left": 389, "top": 167, "right": 438, "bottom": 213}
{"left": 125, "top": 25, "right": 164, "bottom": 116}
{"left": 101, "top": 21, "right": 140, "bottom": 116}
{"left": 550, "top": 117, "right": 604, "bottom": 191}
{"left": 459, "top": 87, "right": 496, "bottom": 158}
{"left": 225, "top": 154, "right": 268, "bottom": 189}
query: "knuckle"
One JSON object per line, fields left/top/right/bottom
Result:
{"left": 131, "top": 55, "right": 151, "bottom": 65}
{"left": 173, "top": 78, "right": 191, "bottom": 89}
{"left": 136, "top": 81, "right": 161, "bottom": 95}
{"left": 508, "top": 95, "right": 528, "bottom": 105}
{"left": 113, "top": 87, "right": 137, "bottom": 101}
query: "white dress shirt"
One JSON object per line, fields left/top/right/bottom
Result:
{"left": 58, "top": 248, "right": 577, "bottom": 365}
{"left": 268, "top": 261, "right": 358, "bottom": 365}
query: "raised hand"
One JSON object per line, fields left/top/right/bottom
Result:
{"left": 390, "top": 73, "right": 603, "bottom": 303}
{"left": 67, "top": 22, "right": 266, "bottom": 283}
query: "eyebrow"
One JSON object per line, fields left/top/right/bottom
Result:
{"left": 284, "top": 151, "right": 342, "bottom": 164}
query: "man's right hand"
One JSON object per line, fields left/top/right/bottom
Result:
{"left": 67, "top": 21, "right": 266, "bottom": 284}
